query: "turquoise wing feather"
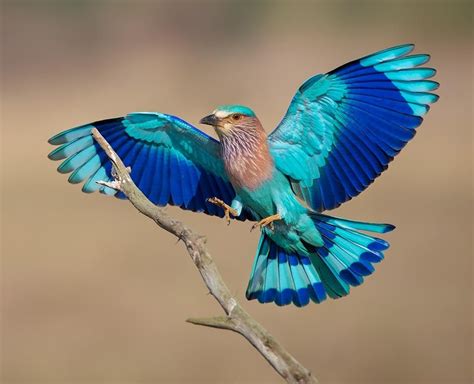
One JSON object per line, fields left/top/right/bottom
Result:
{"left": 48, "top": 112, "right": 252, "bottom": 220}
{"left": 268, "top": 44, "right": 439, "bottom": 211}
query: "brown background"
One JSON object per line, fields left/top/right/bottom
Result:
{"left": 2, "top": 1, "right": 472, "bottom": 383}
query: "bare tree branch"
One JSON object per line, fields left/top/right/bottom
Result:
{"left": 91, "top": 128, "right": 319, "bottom": 384}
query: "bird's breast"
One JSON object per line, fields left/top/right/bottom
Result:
{"left": 224, "top": 150, "right": 274, "bottom": 191}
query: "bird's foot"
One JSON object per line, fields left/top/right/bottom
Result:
{"left": 207, "top": 197, "right": 238, "bottom": 225}
{"left": 251, "top": 214, "right": 282, "bottom": 232}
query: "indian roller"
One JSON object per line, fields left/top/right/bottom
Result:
{"left": 48, "top": 44, "right": 439, "bottom": 307}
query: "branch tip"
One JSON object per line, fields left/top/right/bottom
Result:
{"left": 96, "top": 180, "right": 122, "bottom": 190}
{"left": 186, "top": 316, "right": 236, "bottom": 330}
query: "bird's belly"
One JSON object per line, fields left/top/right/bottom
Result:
{"left": 235, "top": 171, "right": 306, "bottom": 223}
{"left": 236, "top": 184, "right": 276, "bottom": 220}
{"left": 235, "top": 174, "right": 322, "bottom": 254}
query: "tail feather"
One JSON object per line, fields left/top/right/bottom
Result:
{"left": 246, "top": 214, "right": 395, "bottom": 307}
{"left": 262, "top": 243, "right": 278, "bottom": 303}
{"left": 318, "top": 214, "right": 395, "bottom": 233}
{"left": 300, "top": 256, "right": 327, "bottom": 303}
{"left": 288, "top": 254, "right": 311, "bottom": 307}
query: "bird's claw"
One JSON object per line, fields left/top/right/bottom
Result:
{"left": 207, "top": 197, "right": 238, "bottom": 225}
{"left": 250, "top": 214, "right": 282, "bottom": 232}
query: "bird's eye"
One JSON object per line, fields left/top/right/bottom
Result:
{"left": 231, "top": 114, "right": 242, "bottom": 121}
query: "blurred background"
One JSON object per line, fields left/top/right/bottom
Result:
{"left": 1, "top": 1, "right": 472, "bottom": 383}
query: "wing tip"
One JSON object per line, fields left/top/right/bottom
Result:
{"left": 48, "top": 134, "right": 64, "bottom": 146}
{"left": 372, "top": 42, "right": 415, "bottom": 58}
{"left": 47, "top": 147, "right": 62, "bottom": 160}
{"left": 424, "top": 67, "right": 437, "bottom": 77}
{"left": 381, "top": 223, "right": 396, "bottom": 233}
{"left": 394, "top": 42, "right": 415, "bottom": 51}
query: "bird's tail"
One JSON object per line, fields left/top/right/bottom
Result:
{"left": 245, "top": 214, "right": 395, "bottom": 307}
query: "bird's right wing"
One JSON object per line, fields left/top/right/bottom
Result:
{"left": 48, "top": 112, "right": 253, "bottom": 220}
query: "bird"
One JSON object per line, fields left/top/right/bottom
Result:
{"left": 48, "top": 44, "right": 439, "bottom": 307}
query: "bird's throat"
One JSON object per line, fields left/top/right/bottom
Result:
{"left": 220, "top": 128, "right": 273, "bottom": 190}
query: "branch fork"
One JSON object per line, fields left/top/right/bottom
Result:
{"left": 91, "top": 128, "right": 318, "bottom": 384}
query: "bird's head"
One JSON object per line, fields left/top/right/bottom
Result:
{"left": 199, "top": 105, "right": 260, "bottom": 139}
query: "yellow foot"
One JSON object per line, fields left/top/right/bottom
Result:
{"left": 207, "top": 197, "right": 238, "bottom": 225}
{"left": 251, "top": 214, "right": 282, "bottom": 232}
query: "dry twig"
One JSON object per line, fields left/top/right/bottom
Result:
{"left": 91, "top": 128, "right": 318, "bottom": 384}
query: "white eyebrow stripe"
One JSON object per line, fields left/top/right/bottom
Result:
{"left": 214, "top": 110, "right": 231, "bottom": 118}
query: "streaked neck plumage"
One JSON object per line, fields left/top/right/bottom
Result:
{"left": 219, "top": 118, "right": 273, "bottom": 190}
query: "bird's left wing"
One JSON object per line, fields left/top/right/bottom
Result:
{"left": 48, "top": 112, "right": 252, "bottom": 220}
{"left": 268, "top": 44, "right": 439, "bottom": 212}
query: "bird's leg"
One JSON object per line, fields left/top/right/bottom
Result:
{"left": 251, "top": 214, "right": 282, "bottom": 232}
{"left": 207, "top": 197, "right": 238, "bottom": 225}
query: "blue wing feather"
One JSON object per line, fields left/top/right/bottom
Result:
{"left": 130, "top": 142, "right": 150, "bottom": 194}
{"left": 140, "top": 145, "right": 158, "bottom": 201}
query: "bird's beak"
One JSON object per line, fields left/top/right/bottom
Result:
{"left": 199, "top": 114, "right": 219, "bottom": 126}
